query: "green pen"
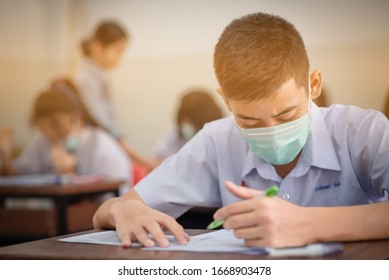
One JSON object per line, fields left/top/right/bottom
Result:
{"left": 206, "top": 185, "right": 279, "bottom": 230}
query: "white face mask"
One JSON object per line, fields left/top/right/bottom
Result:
{"left": 236, "top": 80, "right": 312, "bottom": 165}
{"left": 63, "top": 118, "right": 82, "bottom": 154}
{"left": 180, "top": 122, "right": 197, "bottom": 140}
{"left": 64, "top": 134, "right": 80, "bottom": 153}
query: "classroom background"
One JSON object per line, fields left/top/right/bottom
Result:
{"left": 1, "top": 0, "right": 389, "bottom": 156}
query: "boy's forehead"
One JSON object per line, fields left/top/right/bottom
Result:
{"left": 235, "top": 78, "right": 304, "bottom": 102}
{"left": 228, "top": 79, "right": 307, "bottom": 117}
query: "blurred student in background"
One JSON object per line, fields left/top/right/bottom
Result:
{"left": 127, "top": 90, "right": 224, "bottom": 172}
{"left": 75, "top": 21, "right": 128, "bottom": 140}
{"left": 0, "top": 79, "right": 131, "bottom": 195}
{"left": 75, "top": 20, "right": 150, "bottom": 176}
{"left": 152, "top": 90, "right": 224, "bottom": 165}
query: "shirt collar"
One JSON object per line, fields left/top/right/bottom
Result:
{"left": 240, "top": 102, "right": 341, "bottom": 179}
{"left": 309, "top": 103, "right": 341, "bottom": 171}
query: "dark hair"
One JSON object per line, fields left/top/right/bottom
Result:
{"left": 214, "top": 12, "right": 310, "bottom": 101}
{"left": 32, "top": 89, "right": 77, "bottom": 123}
{"left": 82, "top": 21, "right": 128, "bottom": 56}
{"left": 176, "top": 90, "right": 224, "bottom": 130}
{"left": 32, "top": 79, "right": 99, "bottom": 127}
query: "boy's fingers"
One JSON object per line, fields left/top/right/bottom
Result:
{"left": 160, "top": 216, "right": 189, "bottom": 245}
{"left": 223, "top": 211, "right": 258, "bottom": 230}
{"left": 132, "top": 227, "right": 155, "bottom": 248}
{"left": 214, "top": 199, "right": 255, "bottom": 221}
{"left": 116, "top": 228, "right": 132, "bottom": 248}
{"left": 215, "top": 194, "right": 271, "bottom": 221}
{"left": 225, "top": 181, "right": 260, "bottom": 199}
{"left": 234, "top": 225, "right": 263, "bottom": 240}
{"left": 145, "top": 222, "right": 169, "bottom": 247}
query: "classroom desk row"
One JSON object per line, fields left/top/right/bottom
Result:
{"left": 1, "top": 181, "right": 389, "bottom": 259}
{"left": 0, "top": 181, "right": 122, "bottom": 245}
{"left": 0, "top": 179, "right": 215, "bottom": 246}
{"left": 1, "top": 229, "right": 389, "bottom": 259}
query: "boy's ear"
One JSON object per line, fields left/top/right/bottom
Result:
{"left": 309, "top": 69, "right": 322, "bottom": 100}
{"left": 216, "top": 87, "right": 232, "bottom": 112}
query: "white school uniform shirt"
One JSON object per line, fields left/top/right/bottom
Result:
{"left": 75, "top": 59, "right": 122, "bottom": 139}
{"left": 153, "top": 126, "right": 188, "bottom": 160}
{"left": 134, "top": 103, "right": 389, "bottom": 218}
{"left": 14, "top": 127, "right": 131, "bottom": 195}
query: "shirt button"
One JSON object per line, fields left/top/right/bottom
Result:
{"left": 282, "top": 193, "right": 290, "bottom": 200}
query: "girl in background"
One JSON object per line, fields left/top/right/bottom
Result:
{"left": 75, "top": 21, "right": 151, "bottom": 178}
{"left": 75, "top": 21, "right": 128, "bottom": 140}
{"left": 133, "top": 90, "right": 225, "bottom": 171}
{"left": 153, "top": 90, "right": 224, "bottom": 163}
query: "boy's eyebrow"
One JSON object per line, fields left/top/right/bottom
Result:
{"left": 236, "top": 105, "right": 297, "bottom": 120}
{"left": 271, "top": 105, "right": 298, "bottom": 118}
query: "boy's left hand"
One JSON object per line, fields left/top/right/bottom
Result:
{"left": 214, "top": 181, "right": 313, "bottom": 248}
{"left": 50, "top": 144, "right": 76, "bottom": 175}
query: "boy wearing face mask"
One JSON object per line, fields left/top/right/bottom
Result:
{"left": 0, "top": 80, "right": 131, "bottom": 196}
{"left": 93, "top": 12, "right": 389, "bottom": 248}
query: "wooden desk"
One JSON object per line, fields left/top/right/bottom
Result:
{"left": 0, "top": 229, "right": 389, "bottom": 260}
{"left": 0, "top": 181, "right": 122, "bottom": 240}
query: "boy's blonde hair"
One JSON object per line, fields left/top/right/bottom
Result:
{"left": 214, "top": 12, "right": 309, "bottom": 101}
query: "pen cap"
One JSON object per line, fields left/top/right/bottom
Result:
{"left": 268, "top": 242, "right": 344, "bottom": 258}
{"left": 303, "top": 243, "right": 344, "bottom": 257}
{"left": 316, "top": 243, "right": 344, "bottom": 256}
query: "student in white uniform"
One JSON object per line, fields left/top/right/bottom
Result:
{"left": 75, "top": 21, "right": 154, "bottom": 175}
{"left": 146, "top": 90, "right": 224, "bottom": 169}
{"left": 75, "top": 21, "right": 128, "bottom": 140}
{"left": 93, "top": 12, "right": 389, "bottom": 248}
{"left": 0, "top": 79, "right": 131, "bottom": 195}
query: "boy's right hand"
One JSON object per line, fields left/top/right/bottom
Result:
{"left": 110, "top": 199, "right": 190, "bottom": 248}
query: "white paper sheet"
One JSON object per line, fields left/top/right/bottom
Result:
{"left": 0, "top": 174, "right": 58, "bottom": 187}
{"left": 59, "top": 230, "right": 125, "bottom": 246}
{"left": 0, "top": 174, "right": 102, "bottom": 187}
{"left": 58, "top": 230, "right": 267, "bottom": 255}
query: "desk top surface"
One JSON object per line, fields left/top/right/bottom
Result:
{"left": 0, "top": 181, "right": 123, "bottom": 197}
{"left": 1, "top": 230, "right": 389, "bottom": 260}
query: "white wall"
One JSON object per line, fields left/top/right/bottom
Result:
{"left": 1, "top": 0, "right": 389, "bottom": 155}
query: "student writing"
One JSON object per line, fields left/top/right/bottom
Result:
{"left": 0, "top": 79, "right": 131, "bottom": 195}
{"left": 93, "top": 12, "right": 389, "bottom": 248}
